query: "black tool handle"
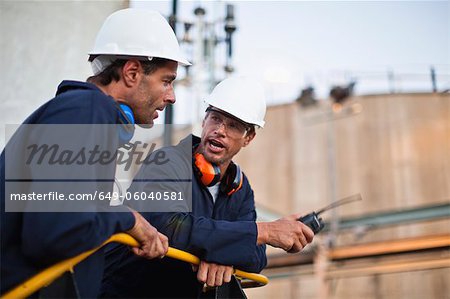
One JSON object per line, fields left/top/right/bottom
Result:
{"left": 298, "top": 212, "right": 324, "bottom": 234}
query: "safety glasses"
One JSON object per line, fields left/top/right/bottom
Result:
{"left": 205, "top": 108, "right": 250, "bottom": 139}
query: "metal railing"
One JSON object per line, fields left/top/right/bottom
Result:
{"left": 2, "top": 233, "right": 268, "bottom": 299}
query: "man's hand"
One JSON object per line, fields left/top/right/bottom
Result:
{"left": 126, "top": 209, "right": 169, "bottom": 259}
{"left": 257, "top": 213, "right": 314, "bottom": 253}
{"left": 192, "top": 260, "right": 234, "bottom": 287}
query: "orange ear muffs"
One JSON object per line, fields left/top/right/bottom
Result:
{"left": 193, "top": 152, "right": 221, "bottom": 187}
{"left": 192, "top": 149, "right": 243, "bottom": 196}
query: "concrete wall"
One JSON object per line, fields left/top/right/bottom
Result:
{"left": 0, "top": 0, "right": 128, "bottom": 148}
{"left": 237, "top": 93, "right": 449, "bottom": 237}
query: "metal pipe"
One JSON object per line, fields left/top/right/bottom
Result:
{"left": 322, "top": 202, "right": 450, "bottom": 232}
{"left": 163, "top": 0, "right": 178, "bottom": 146}
{"left": 431, "top": 66, "right": 437, "bottom": 92}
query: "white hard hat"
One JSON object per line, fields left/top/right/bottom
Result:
{"left": 89, "top": 8, "right": 190, "bottom": 67}
{"left": 205, "top": 76, "right": 266, "bottom": 128}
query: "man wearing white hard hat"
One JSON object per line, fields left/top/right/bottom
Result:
{"left": 87, "top": 8, "right": 190, "bottom": 126}
{"left": 0, "top": 8, "right": 189, "bottom": 298}
{"left": 101, "top": 76, "right": 314, "bottom": 298}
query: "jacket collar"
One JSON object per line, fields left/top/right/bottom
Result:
{"left": 56, "top": 80, "right": 103, "bottom": 96}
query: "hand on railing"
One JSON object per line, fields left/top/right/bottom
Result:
{"left": 126, "top": 209, "right": 169, "bottom": 259}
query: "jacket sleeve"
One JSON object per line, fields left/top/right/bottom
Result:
{"left": 19, "top": 92, "right": 135, "bottom": 266}
{"left": 147, "top": 212, "right": 266, "bottom": 273}
{"left": 130, "top": 147, "right": 267, "bottom": 273}
{"left": 219, "top": 180, "right": 267, "bottom": 273}
{"left": 21, "top": 209, "right": 134, "bottom": 266}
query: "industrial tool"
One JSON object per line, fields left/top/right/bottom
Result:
{"left": 298, "top": 194, "right": 362, "bottom": 234}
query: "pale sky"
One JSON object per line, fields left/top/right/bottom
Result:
{"left": 134, "top": 0, "right": 449, "bottom": 123}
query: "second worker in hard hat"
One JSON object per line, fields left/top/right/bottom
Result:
{"left": 101, "top": 76, "right": 315, "bottom": 298}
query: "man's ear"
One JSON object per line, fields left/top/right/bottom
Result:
{"left": 121, "top": 59, "right": 142, "bottom": 88}
{"left": 243, "top": 131, "right": 256, "bottom": 147}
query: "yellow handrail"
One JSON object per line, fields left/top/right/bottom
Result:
{"left": 2, "top": 233, "right": 269, "bottom": 299}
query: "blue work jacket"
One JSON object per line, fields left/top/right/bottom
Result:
{"left": 101, "top": 135, "right": 267, "bottom": 298}
{"left": 0, "top": 81, "right": 134, "bottom": 297}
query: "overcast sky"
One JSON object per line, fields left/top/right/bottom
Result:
{"left": 133, "top": 0, "right": 449, "bottom": 123}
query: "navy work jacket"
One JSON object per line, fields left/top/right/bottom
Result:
{"left": 101, "top": 135, "right": 267, "bottom": 298}
{"left": 0, "top": 81, "right": 134, "bottom": 297}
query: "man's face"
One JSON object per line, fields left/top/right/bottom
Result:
{"left": 199, "top": 108, "right": 255, "bottom": 166}
{"left": 130, "top": 61, "right": 178, "bottom": 126}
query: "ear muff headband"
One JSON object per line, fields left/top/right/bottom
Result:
{"left": 117, "top": 103, "right": 135, "bottom": 144}
{"left": 220, "top": 163, "right": 243, "bottom": 196}
{"left": 119, "top": 104, "right": 135, "bottom": 125}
